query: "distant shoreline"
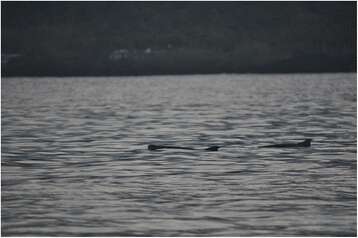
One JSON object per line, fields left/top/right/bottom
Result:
{"left": 2, "top": 53, "right": 356, "bottom": 77}
{"left": 2, "top": 70, "right": 356, "bottom": 78}
{"left": 3, "top": 49, "right": 355, "bottom": 77}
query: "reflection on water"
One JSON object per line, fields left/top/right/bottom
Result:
{"left": 2, "top": 73, "right": 356, "bottom": 236}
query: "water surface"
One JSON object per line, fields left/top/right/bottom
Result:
{"left": 2, "top": 73, "right": 356, "bottom": 236}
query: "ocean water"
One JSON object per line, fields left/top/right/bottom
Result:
{"left": 2, "top": 73, "right": 356, "bottom": 236}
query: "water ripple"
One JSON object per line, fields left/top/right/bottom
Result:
{"left": 2, "top": 73, "right": 356, "bottom": 236}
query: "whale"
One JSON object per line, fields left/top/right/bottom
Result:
{"left": 260, "top": 139, "right": 312, "bottom": 148}
{"left": 148, "top": 144, "right": 220, "bottom": 151}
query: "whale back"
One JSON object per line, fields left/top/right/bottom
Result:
{"left": 298, "top": 139, "right": 312, "bottom": 147}
{"left": 205, "top": 146, "right": 220, "bottom": 151}
{"left": 148, "top": 144, "right": 161, "bottom": 150}
{"left": 304, "top": 139, "right": 312, "bottom": 146}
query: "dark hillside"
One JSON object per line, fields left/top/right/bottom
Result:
{"left": 2, "top": 2, "right": 356, "bottom": 76}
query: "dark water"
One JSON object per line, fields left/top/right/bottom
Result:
{"left": 2, "top": 73, "right": 356, "bottom": 236}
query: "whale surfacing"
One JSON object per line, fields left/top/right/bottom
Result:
{"left": 147, "top": 139, "right": 312, "bottom": 152}
{"left": 260, "top": 139, "right": 312, "bottom": 148}
{"left": 148, "top": 144, "right": 219, "bottom": 151}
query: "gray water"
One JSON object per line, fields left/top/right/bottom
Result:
{"left": 2, "top": 73, "right": 356, "bottom": 236}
